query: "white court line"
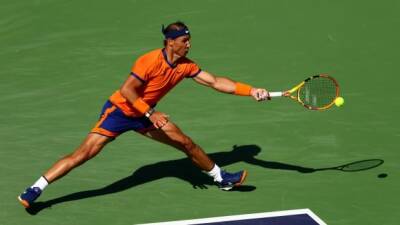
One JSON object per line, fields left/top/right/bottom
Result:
{"left": 137, "top": 208, "right": 327, "bottom": 225}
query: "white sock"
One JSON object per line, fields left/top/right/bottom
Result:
{"left": 206, "top": 164, "right": 223, "bottom": 182}
{"left": 31, "top": 176, "right": 49, "bottom": 191}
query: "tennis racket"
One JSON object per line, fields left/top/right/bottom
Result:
{"left": 269, "top": 74, "right": 339, "bottom": 110}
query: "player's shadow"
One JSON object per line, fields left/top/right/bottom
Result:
{"left": 25, "top": 144, "right": 320, "bottom": 215}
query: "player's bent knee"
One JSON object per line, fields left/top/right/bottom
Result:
{"left": 159, "top": 122, "right": 198, "bottom": 154}
{"left": 70, "top": 149, "right": 91, "bottom": 164}
{"left": 70, "top": 140, "right": 106, "bottom": 166}
{"left": 181, "top": 137, "right": 197, "bottom": 155}
{"left": 183, "top": 137, "right": 195, "bottom": 150}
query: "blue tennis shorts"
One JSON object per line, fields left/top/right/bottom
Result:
{"left": 91, "top": 100, "right": 155, "bottom": 137}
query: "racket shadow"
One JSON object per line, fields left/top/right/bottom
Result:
{"left": 313, "top": 159, "right": 385, "bottom": 172}
{"left": 227, "top": 145, "right": 384, "bottom": 173}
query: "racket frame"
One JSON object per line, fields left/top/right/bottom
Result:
{"left": 269, "top": 74, "right": 339, "bottom": 110}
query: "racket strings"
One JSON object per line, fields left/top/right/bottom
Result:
{"left": 299, "top": 77, "right": 338, "bottom": 109}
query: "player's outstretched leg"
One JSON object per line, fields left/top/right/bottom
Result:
{"left": 18, "top": 133, "right": 112, "bottom": 208}
{"left": 142, "top": 122, "right": 247, "bottom": 190}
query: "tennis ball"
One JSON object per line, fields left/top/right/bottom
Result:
{"left": 335, "top": 97, "right": 344, "bottom": 107}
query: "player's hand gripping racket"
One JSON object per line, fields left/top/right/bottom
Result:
{"left": 269, "top": 74, "right": 339, "bottom": 110}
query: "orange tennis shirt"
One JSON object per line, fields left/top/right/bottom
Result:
{"left": 109, "top": 48, "right": 201, "bottom": 117}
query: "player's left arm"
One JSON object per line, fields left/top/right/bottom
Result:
{"left": 193, "top": 70, "right": 270, "bottom": 101}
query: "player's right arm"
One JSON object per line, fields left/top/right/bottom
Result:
{"left": 120, "top": 76, "right": 169, "bottom": 129}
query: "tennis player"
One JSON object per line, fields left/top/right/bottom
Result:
{"left": 18, "top": 21, "right": 270, "bottom": 208}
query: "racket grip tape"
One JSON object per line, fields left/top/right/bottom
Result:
{"left": 269, "top": 92, "right": 283, "bottom": 97}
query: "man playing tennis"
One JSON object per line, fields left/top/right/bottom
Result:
{"left": 18, "top": 21, "right": 270, "bottom": 208}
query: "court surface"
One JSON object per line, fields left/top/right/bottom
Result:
{"left": 1, "top": 0, "right": 399, "bottom": 225}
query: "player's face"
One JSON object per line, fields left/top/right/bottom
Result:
{"left": 172, "top": 35, "right": 191, "bottom": 57}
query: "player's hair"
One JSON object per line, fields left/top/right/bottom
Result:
{"left": 162, "top": 21, "right": 189, "bottom": 46}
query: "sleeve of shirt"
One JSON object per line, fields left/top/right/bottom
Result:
{"left": 185, "top": 61, "right": 202, "bottom": 78}
{"left": 130, "top": 55, "right": 152, "bottom": 83}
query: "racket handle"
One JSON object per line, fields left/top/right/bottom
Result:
{"left": 269, "top": 92, "right": 283, "bottom": 97}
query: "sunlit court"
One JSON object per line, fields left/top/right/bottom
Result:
{"left": 1, "top": 1, "right": 398, "bottom": 224}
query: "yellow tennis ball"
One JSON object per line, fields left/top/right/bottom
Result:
{"left": 335, "top": 97, "right": 344, "bottom": 107}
